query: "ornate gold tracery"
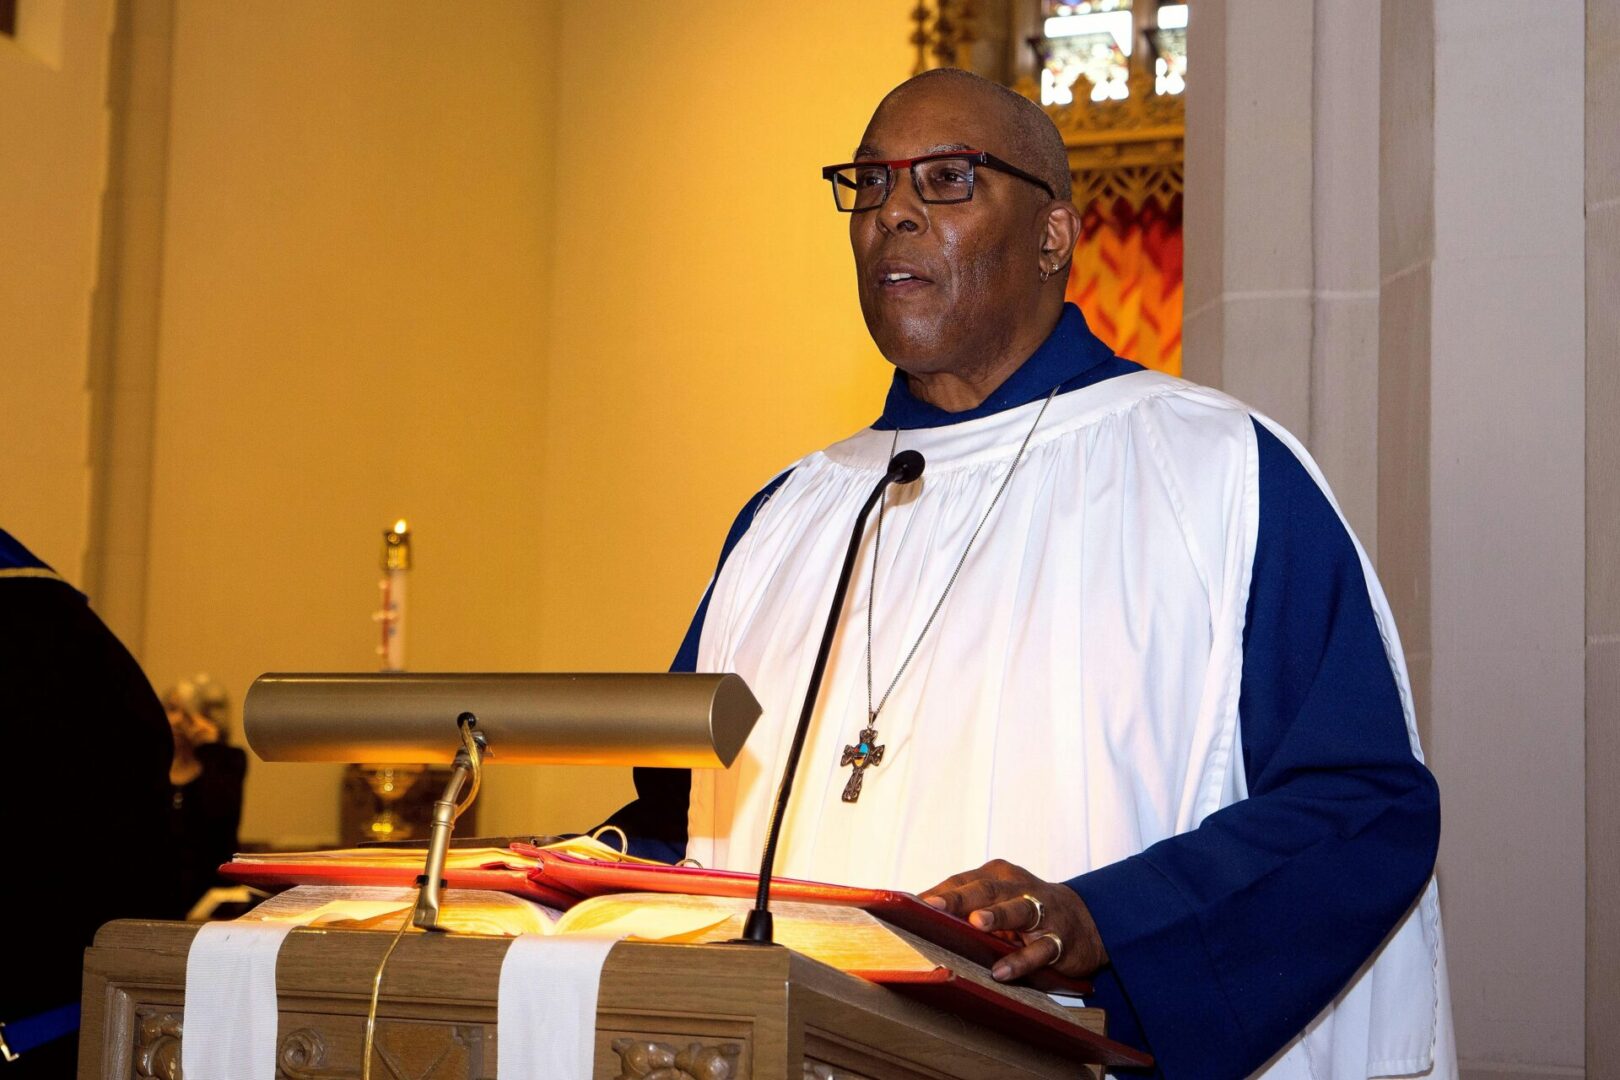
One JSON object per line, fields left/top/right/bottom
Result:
{"left": 1017, "top": 69, "right": 1184, "bottom": 210}
{"left": 910, "top": 3, "right": 1186, "bottom": 207}
{"left": 909, "top": 2, "right": 1187, "bottom": 373}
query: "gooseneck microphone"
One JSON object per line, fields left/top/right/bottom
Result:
{"left": 740, "top": 450, "right": 926, "bottom": 944}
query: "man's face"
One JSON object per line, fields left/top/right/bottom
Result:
{"left": 850, "top": 83, "right": 1049, "bottom": 376}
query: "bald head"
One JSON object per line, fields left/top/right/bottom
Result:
{"left": 868, "top": 68, "right": 1072, "bottom": 202}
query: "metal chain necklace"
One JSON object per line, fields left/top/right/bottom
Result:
{"left": 840, "top": 385, "right": 1060, "bottom": 802}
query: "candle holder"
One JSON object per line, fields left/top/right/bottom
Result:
{"left": 362, "top": 763, "right": 427, "bottom": 839}
{"left": 347, "top": 518, "right": 431, "bottom": 842}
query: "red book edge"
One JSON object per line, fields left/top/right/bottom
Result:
{"left": 862, "top": 967, "right": 1153, "bottom": 1069}
{"left": 219, "top": 861, "right": 584, "bottom": 911}
{"left": 515, "top": 847, "right": 1092, "bottom": 997}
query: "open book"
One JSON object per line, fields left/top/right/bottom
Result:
{"left": 221, "top": 836, "right": 1089, "bottom": 996}
{"left": 245, "top": 885, "right": 961, "bottom": 979}
{"left": 234, "top": 884, "right": 1151, "bottom": 1069}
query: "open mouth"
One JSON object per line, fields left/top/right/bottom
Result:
{"left": 875, "top": 266, "right": 933, "bottom": 292}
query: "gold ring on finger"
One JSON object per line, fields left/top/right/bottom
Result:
{"left": 1041, "top": 932, "right": 1064, "bottom": 966}
{"left": 1020, "top": 893, "right": 1045, "bottom": 932}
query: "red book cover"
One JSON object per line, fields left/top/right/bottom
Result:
{"left": 220, "top": 859, "right": 585, "bottom": 911}
{"left": 865, "top": 968, "right": 1153, "bottom": 1069}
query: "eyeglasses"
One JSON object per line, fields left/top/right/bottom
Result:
{"left": 820, "top": 150, "right": 1056, "bottom": 213}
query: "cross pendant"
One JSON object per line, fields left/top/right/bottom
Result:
{"left": 840, "top": 724, "right": 885, "bottom": 803}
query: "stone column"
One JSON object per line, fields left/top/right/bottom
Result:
{"left": 1190, "top": 1, "right": 1591, "bottom": 1072}
{"left": 1424, "top": 2, "right": 1587, "bottom": 1071}
{"left": 1184, "top": 0, "right": 1382, "bottom": 542}
{"left": 84, "top": 0, "right": 177, "bottom": 655}
{"left": 1183, "top": 0, "right": 1315, "bottom": 440}
{"left": 1587, "top": 1, "right": 1620, "bottom": 1075}
{"left": 1377, "top": 0, "right": 1434, "bottom": 742}
{"left": 1308, "top": 0, "right": 1382, "bottom": 548}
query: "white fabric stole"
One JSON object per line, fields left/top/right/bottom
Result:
{"left": 179, "top": 904, "right": 623, "bottom": 1080}
{"left": 496, "top": 934, "right": 621, "bottom": 1080}
{"left": 182, "top": 920, "right": 298, "bottom": 1080}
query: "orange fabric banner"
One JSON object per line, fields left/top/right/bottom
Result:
{"left": 1066, "top": 194, "right": 1183, "bottom": 376}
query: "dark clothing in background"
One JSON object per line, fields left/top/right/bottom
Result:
{"left": 1, "top": 531, "right": 174, "bottom": 1077}
{"left": 168, "top": 743, "right": 247, "bottom": 916}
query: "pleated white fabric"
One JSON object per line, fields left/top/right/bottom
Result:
{"left": 497, "top": 934, "right": 621, "bottom": 1080}
{"left": 687, "top": 371, "right": 1454, "bottom": 1079}
{"left": 182, "top": 921, "right": 296, "bottom": 1079}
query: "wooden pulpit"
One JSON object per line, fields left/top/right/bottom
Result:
{"left": 80, "top": 919, "right": 1117, "bottom": 1079}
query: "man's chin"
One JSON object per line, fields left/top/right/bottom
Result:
{"left": 866, "top": 322, "right": 955, "bottom": 375}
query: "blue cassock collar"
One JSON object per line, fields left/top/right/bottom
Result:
{"left": 872, "top": 303, "right": 1141, "bottom": 431}
{"left": 0, "top": 529, "right": 53, "bottom": 573}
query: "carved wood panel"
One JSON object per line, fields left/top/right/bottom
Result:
{"left": 129, "top": 1009, "right": 492, "bottom": 1080}
{"left": 133, "top": 1010, "right": 183, "bottom": 1080}
{"left": 610, "top": 1037, "right": 744, "bottom": 1079}
{"left": 277, "top": 1020, "right": 487, "bottom": 1079}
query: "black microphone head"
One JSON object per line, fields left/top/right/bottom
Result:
{"left": 888, "top": 450, "right": 926, "bottom": 484}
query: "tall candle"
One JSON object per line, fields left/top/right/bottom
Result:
{"left": 378, "top": 519, "right": 410, "bottom": 672}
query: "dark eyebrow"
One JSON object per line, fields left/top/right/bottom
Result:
{"left": 852, "top": 141, "right": 975, "bottom": 160}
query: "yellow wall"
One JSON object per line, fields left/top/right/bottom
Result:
{"left": 504, "top": 5, "right": 912, "bottom": 831}
{"left": 128, "top": 2, "right": 911, "bottom": 845}
{"left": 0, "top": 0, "right": 113, "bottom": 579}
{"left": 538, "top": 2, "right": 906, "bottom": 672}
{"left": 145, "top": 0, "right": 562, "bottom": 845}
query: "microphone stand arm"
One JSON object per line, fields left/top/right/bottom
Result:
{"left": 740, "top": 472, "right": 901, "bottom": 944}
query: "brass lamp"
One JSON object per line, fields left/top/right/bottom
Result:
{"left": 244, "top": 671, "right": 761, "bottom": 929}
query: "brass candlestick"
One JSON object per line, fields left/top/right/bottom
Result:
{"left": 355, "top": 519, "right": 425, "bottom": 841}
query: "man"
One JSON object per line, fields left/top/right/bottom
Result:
{"left": 606, "top": 69, "right": 1455, "bottom": 1078}
{"left": 0, "top": 530, "right": 174, "bottom": 1075}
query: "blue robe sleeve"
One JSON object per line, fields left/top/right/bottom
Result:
{"left": 598, "top": 469, "right": 794, "bottom": 862}
{"left": 1066, "top": 421, "right": 1441, "bottom": 1078}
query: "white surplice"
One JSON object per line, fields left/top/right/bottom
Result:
{"left": 686, "top": 371, "right": 1455, "bottom": 1079}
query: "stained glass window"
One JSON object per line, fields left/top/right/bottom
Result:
{"left": 1026, "top": 0, "right": 1189, "bottom": 374}
{"left": 1152, "top": 3, "right": 1187, "bottom": 96}
{"left": 1034, "top": 0, "right": 1187, "bottom": 104}
{"left": 1038, "top": 1, "right": 1134, "bottom": 105}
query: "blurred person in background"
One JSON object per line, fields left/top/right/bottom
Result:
{"left": 163, "top": 674, "right": 247, "bottom": 917}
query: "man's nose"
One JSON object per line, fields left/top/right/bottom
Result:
{"left": 879, "top": 169, "right": 926, "bottom": 233}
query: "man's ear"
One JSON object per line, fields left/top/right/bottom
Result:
{"left": 1038, "top": 200, "right": 1082, "bottom": 277}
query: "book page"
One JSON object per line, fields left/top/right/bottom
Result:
{"left": 552, "top": 892, "right": 734, "bottom": 941}
{"left": 766, "top": 900, "right": 936, "bottom": 974}
{"left": 553, "top": 894, "right": 935, "bottom": 973}
{"left": 239, "top": 886, "right": 563, "bottom": 936}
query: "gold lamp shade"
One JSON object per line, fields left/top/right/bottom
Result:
{"left": 244, "top": 672, "right": 761, "bottom": 768}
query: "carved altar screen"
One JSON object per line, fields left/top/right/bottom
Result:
{"left": 913, "top": 0, "right": 1187, "bottom": 375}
{"left": 1040, "top": 1, "right": 1185, "bottom": 375}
